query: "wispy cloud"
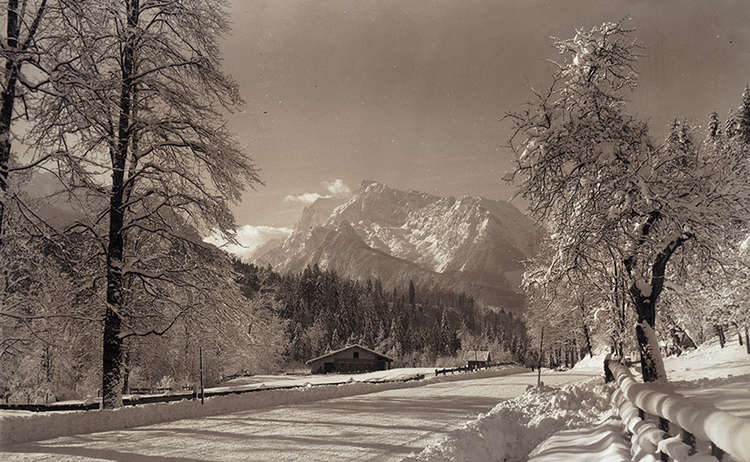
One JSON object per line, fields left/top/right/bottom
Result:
{"left": 323, "top": 178, "right": 351, "bottom": 196}
{"left": 283, "top": 192, "right": 330, "bottom": 205}
{"left": 204, "top": 225, "right": 292, "bottom": 259}
{"left": 283, "top": 179, "right": 352, "bottom": 206}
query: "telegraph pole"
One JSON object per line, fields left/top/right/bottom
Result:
{"left": 537, "top": 326, "right": 544, "bottom": 388}
{"left": 199, "top": 346, "right": 204, "bottom": 405}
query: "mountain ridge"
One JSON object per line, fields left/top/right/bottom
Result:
{"left": 255, "top": 180, "right": 541, "bottom": 311}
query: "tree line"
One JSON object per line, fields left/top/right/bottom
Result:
{"left": 233, "top": 261, "right": 530, "bottom": 368}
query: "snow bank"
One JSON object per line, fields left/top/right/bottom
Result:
{"left": 570, "top": 350, "right": 608, "bottom": 372}
{"left": 405, "top": 379, "right": 615, "bottom": 462}
{"left": 411, "top": 337, "right": 750, "bottom": 462}
{"left": 0, "top": 379, "right": 421, "bottom": 447}
{"left": 664, "top": 335, "right": 749, "bottom": 381}
{"left": 0, "top": 365, "right": 524, "bottom": 448}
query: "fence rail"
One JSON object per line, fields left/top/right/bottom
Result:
{"left": 434, "top": 361, "right": 515, "bottom": 376}
{"left": 605, "top": 359, "right": 750, "bottom": 462}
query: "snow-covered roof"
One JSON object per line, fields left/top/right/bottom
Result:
{"left": 304, "top": 344, "right": 394, "bottom": 365}
{"left": 462, "top": 350, "right": 491, "bottom": 361}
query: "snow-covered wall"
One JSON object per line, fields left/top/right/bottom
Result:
{"left": 0, "top": 380, "right": 421, "bottom": 447}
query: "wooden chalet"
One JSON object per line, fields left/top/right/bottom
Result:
{"left": 463, "top": 350, "right": 491, "bottom": 369}
{"left": 305, "top": 345, "right": 394, "bottom": 374}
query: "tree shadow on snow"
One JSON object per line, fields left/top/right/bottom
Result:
{"left": 3, "top": 443, "right": 208, "bottom": 462}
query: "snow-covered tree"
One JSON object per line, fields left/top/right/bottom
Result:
{"left": 507, "top": 22, "right": 750, "bottom": 381}
{"left": 0, "top": 0, "right": 51, "bottom": 242}
{"left": 26, "top": 0, "right": 260, "bottom": 407}
{"left": 0, "top": 194, "right": 102, "bottom": 402}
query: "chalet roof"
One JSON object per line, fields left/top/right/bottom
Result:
{"left": 304, "top": 344, "right": 394, "bottom": 365}
{"left": 462, "top": 350, "right": 491, "bottom": 362}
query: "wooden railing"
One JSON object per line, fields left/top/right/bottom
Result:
{"left": 435, "top": 365, "right": 484, "bottom": 376}
{"left": 605, "top": 359, "right": 750, "bottom": 462}
{"left": 434, "top": 361, "right": 515, "bottom": 376}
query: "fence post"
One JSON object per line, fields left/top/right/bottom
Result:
{"left": 711, "top": 442, "right": 725, "bottom": 461}
{"left": 658, "top": 418, "right": 669, "bottom": 462}
{"left": 604, "top": 358, "right": 614, "bottom": 383}
{"left": 680, "top": 429, "right": 696, "bottom": 456}
{"left": 199, "top": 346, "right": 204, "bottom": 406}
{"left": 537, "top": 327, "right": 544, "bottom": 388}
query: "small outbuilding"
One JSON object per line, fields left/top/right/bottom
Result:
{"left": 305, "top": 345, "right": 394, "bottom": 374}
{"left": 463, "top": 350, "right": 491, "bottom": 369}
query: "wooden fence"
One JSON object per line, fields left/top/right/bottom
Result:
{"left": 605, "top": 359, "right": 750, "bottom": 462}
{"left": 434, "top": 361, "right": 515, "bottom": 376}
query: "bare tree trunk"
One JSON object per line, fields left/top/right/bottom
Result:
{"left": 121, "top": 344, "right": 130, "bottom": 395}
{"left": 634, "top": 295, "right": 664, "bottom": 382}
{"left": 624, "top": 216, "right": 689, "bottom": 383}
{"left": 715, "top": 325, "right": 726, "bottom": 348}
{"left": 582, "top": 322, "right": 593, "bottom": 358}
{"left": 102, "top": 0, "right": 138, "bottom": 410}
{"left": 0, "top": 0, "right": 20, "bottom": 245}
{"left": 745, "top": 325, "right": 749, "bottom": 355}
{"left": 44, "top": 343, "right": 52, "bottom": 383}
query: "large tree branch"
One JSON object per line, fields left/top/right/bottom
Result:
{"left": 650, "top": 233, "right": 693, "bottom": 302}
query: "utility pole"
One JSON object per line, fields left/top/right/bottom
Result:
{"left": 199, "top": 346, "right": 204, "bottom": 405}
{"left": 537, "top": 326, "right": 544, "bottom": 388}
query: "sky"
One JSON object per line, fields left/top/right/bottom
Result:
{"left": 220, "top": 0, "right": 750, "bottom": 254}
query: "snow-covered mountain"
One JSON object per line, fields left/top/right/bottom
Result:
{"left": 255, "top": 181, "right": 541, "bottom": 311}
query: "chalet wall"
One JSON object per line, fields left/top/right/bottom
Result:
{"left": 308, "top": 347, "right": 390, "bottom": 374}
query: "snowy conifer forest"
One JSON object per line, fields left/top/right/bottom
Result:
{"left": 1, "top": 1, "right": 749, "bottom": 461}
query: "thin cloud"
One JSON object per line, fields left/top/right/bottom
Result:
{"left": 283, "top": 192, "right": 330, "bottom": 205}
{"left": 283, "top": 179, "right": 352, "bottom": 206}
{"left": 323, "top": 179, "right": 351, "bottom": 196}
{"left": 204, "top": 225, "right": 292, "bottom": 259}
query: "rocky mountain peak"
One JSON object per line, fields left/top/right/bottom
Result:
{"left": 257, "top": 182, "right": 541, "bottom": 311}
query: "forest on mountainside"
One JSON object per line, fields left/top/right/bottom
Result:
{"left": 234, "top": 261, "right": 530, "bottom": 369}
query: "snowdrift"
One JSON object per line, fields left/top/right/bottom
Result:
{"left": 404, "top": 379, "right": 616, "bottom": 462}
{"left": 411, "top": 337, "right": 750, "bottom": 462}
{"left": 0, "top": 380, "right": 421, "bottom": 447}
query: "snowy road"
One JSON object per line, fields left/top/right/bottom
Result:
{"left": 1, "top": 369, "right": 596, "bottom": 461}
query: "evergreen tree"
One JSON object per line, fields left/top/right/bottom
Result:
{"left": 707, "top": 111, "right": 721, "bottom": 140}
{"left": 737, "top": 86, "right": 750, "bottom": 143}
